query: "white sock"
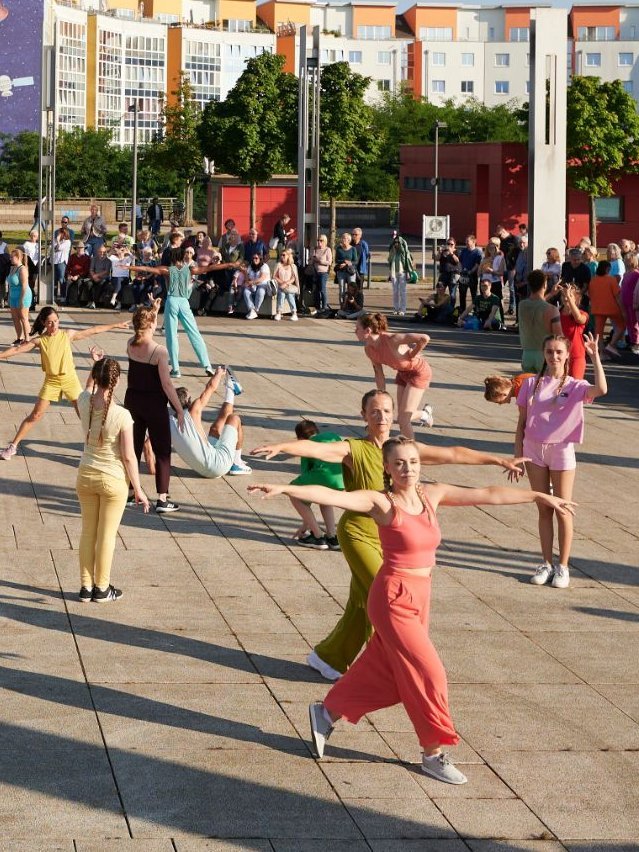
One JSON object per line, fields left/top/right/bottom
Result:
{"left": 224, "top": 384, "right": 235, "bottom": 404}
{"left": 234, "top": 449, "right": 242, "bottom": 464}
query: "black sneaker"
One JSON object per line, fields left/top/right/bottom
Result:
{"left": 156, "top": 499, "right": 180, "bottom": 513}
{"left": 297, "top": 533, "right": 329, "bottom": 550}
{"left": 92, "top": 584, "right": 123, "bottom": 603}
{"left": 325, "top": 536, "right": 341, "bottom": 551}
{"left": 79, "top": 586, "right": 93, "bottom": 603}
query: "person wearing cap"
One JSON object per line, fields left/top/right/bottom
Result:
{"left": 64, "top": 242, "right": 91, "bottom": 304}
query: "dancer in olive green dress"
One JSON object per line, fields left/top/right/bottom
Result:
{"left": 252, "top": 389, "right": 528, "bottom": 681}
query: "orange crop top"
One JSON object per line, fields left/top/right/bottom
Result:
{"left": 378, "top": 492, "right": 441, "bottom": 569}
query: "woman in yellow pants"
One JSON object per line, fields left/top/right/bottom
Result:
{"left": 0, "top": 306, "right": 129, "bottom": 460}
{"left": 251, "top": 389, "right": 528, "bottom": 680}
{"left": 76, "top": 357, "right": 149, "bottom": 602}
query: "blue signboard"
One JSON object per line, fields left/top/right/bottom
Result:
{"left": 0, "top": 0, "right": 44, "bottom": 135}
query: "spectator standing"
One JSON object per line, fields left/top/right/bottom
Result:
{"left": 0, "top": 231, "right": 10, "bottom": 308}
{"left": 606, "top": 243, "right": 626, "bottom": 283}
{"left": 497, "top": 225, "right": 520, "bottom": 315}
{"left": 81, "top": 204, "right": 108, "bottom": 257}
{"left": 113, "top": 222, "right": 134, "bottom": 250}
{"left": 135, "top": 203, "right": 143, "bottom": 233}
{"left": 243, "top": 228, "right": 268, "bottom": 264}
{"left": 312, "top": 234, "right": 332, "bottom": 312}
{"left": 620, "top": 252, "right": 639, "bottom": 354}
{"left": 582, "top": 245, "right": 598, "bottom": 277}
{"left": 54, "top": 215, "right": 76, "bottom": 243}
{"left": 589, "top": 260, "right": 625, "bottom": 359}
{"left": 437, "top": 238, "right": 462, "bottom": 305}
{"left": 559, "top": 284, "right": 588, "bottom": 379}
{"left": 53, "top": 227, "right": 72, "bottom": 303}
{"left": 513, "top": 235, "right": 529, "bottom": 315}
{"left": 22, "top": 229, "right": 40, "bottom": 308}
{"left": 146, "top": 198, "right": 164, "bottom": 237}
{"left": 483, "top": 240, "right": 506, "bottom": 318}
{"left": 560, "top": 248, "right": 592, "bottom": 296}
{"left": 518, "top": 270, "right": 562, "bottom": 372}
{"left": 87, "top": 245, "right": 112, "bottom": 309}
{"left": 541, "top": 248, "right": 562, "bottom": 289}
{"left": 458, "top": 234, "right": 482, "bottom": 312}
{"left": 335, "top": 233, "right": 358, "bottom": 305}
{"left": 272, "top": 214, "right": 294, "bottom": 254}
{"left": 351, "top": 228, "right": 370, "bottom": 285}
{"left": 388, "top": 232, "right": 415, "bottom": 317}
{"left": 218, "top": 218, "right": 236, "bottom": 252}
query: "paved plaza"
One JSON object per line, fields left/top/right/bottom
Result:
{"left": 0, "top": 294, "right": 638, "bottom": 851}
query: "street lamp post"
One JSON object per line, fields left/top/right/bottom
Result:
{"left": 432, "top": 119, "right": 447, "bottom": 285}
{"left": 129, "top": 100, "right": 141, "bottom": 238}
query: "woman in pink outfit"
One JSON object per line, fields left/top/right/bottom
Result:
{"left": 356, "top": 312, "right": 433, "bottom": 438}
{"left": 249, "top": 437, "right": 575, "bottom": 786}
{"left": 620, "top": 253, "right": 639, "bottom": 353}
{"left": 515, "top": 333, "right": 607, "bottom": 590}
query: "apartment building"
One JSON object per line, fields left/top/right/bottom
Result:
{"left": 46, "top": 0, "right": 639, "bottom": 146}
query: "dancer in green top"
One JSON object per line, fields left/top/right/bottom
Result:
{"left": 251, "top": 388, "right": 528, "bottom": 681}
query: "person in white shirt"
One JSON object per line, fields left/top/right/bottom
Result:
{"left": 169, "top": 367, "right": 251, "bottom": 478}
{"left": 243, "top": 253, "right": 271, "bottom": 319}
{"left": 107, "top": 245, "right": 133, "bottom": 309}
{"left": 53, "top": 227, "right": 72, "bottom": 303}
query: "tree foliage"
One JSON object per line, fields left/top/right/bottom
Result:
{"left": 56, "top": 127, "right": 131, "bottom": 197}
{"left": 566, "top": 76, "right": 639, "bottom": 241}
{"left": 0, "top": 131, "right": 41, "bottom": 197}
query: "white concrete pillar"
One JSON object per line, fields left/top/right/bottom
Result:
{"left": 528, "top": 7, "right": 568, "bottom": 269}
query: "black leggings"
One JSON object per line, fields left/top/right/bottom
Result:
{"left": 125, "top": 395, "right": 171, "bottom": 495}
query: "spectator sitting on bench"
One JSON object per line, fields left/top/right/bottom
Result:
{"left": 86, "top": 244, "right": 112, "bottom": 309}
{"left": 130, "top": 247, "right": 158, "bottom": 311}
{"left": 64, "top": 242, "right": 91, "bottom": 305}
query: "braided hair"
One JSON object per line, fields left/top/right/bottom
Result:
{"left": 87, "top": 358, "right": 120, "bottom": 446}
{"left": 381, "top": 436, "right": 434, "bottom": 524}
{"left": 131, "top": 305, "right": 156, "bottom": 345}
{"left": 531, "top": 335, "right": 571, "bottom": 402}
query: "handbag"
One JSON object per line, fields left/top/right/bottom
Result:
{"left": 407, "top": 270, "right": 419, "bottom": 284}
{"left": 266, "top": 280, "right": 277, "bottom": 297}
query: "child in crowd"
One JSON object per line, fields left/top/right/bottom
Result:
{"left": 483, "top": 372, "right": 536, "bottom": 404}
{"left": 289, "top": 419, "right": 344, "bottom": 551}
{"left": 336, "top": 281, "right": 365, "bottom": 320}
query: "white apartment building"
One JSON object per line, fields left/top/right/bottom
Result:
{"left": 573, "top": 5, "right": 639, "bottom": 99}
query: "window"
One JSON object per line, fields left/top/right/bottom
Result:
{"left": 489, "top": 27, "right": 495, "bottom": 41}
{"left": 595, "top": 197, "right": 623, "bottom": 222}
{"left": 377, "top": 51, "right": 391, "bottom": 64}
{"left": 619, "top": 52, "right": 633, "bottom": 66}
{"left": 495, "top": 53, "right": 510, "bottom": 67}
{"left": 461, "top": 80, "right": 474, "bottom": 94}
{"left": 358, "top": 25, "right": 391, "bottom": 39}
{"left": 461, "top": 52, "right": 474, "bottom": 66}
{"left": 586, "top": 53, "right": 601, "bottom": 67}
{"left": 419, "top": 27, "right": 453, "bottom": 41}
{"left": 525, "top": 80, "right": 530, "bottom": 94}
{"left": 225, "top": 19, "right": 251, "bottom": 32}
{"left": 403, "top": 176, "right": 471, "bottom": 194}
{"left": 578, "top": 26, "right": 615, "bottom": 41}
{"left": 431, "top": 79, "right": 445, "bottom": 94}
{"left": 432, "top": 52, "right": 445, "bottom": 66}
{"left": 510, "top": 27, "right": 529, "bottom": 42}
{"left": 349, "top": 50, "right": 362, "bottom": 63}
{"left": 377, "top": 79, "right": 391, "bottom": 92}
{"left": 623, "top": 80, "right": 634, "bottom": 94}
{"left": 495, "top": 80, "right": 509, "bottom": 94}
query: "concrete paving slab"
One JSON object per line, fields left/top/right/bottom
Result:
{"left": 75, "top": 843, "right": 174, "bottom": 851}
{"left": 467, "top": 843, "right": 565, "bottom": 852}
{"left": 271, "top": 841, "right": 370, "bottom": 852}
{"left": 489, "top": 752, "right": 639, "bottom": 840}
{"left": 1, "top": 844, "right": 74, "bottom": 851}
{"left": 368, "top": 842, "right": 470, "bottom": 852}
{"left": 379, "top": 731, "right": 484, "bottom": 765}
{"left": 529, "top": 632, "right": 639, "bottom": 683}
{"left": 434, "top": 799, "right": 553, "bottom": 841}
{"left": 412, "top": 763, "right": 516, "bottom": 798}
{"left": 342, "top": 797, "right": 455, "bottom": 839}
{"left": 175, "top": 841, "right": 273, "bottom": 851}
{"left": 320, "top": 762, "right": 425, "bottom": 798}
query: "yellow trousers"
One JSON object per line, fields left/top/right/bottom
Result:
{"left": 76, "top": 467, "right": 128, "bottom": 590}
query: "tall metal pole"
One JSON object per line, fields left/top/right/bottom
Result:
{"left": 296, "top": 26, "right": 308, "bottom": 263}
{"left": 130, "top": 100, "right": 139, "bottom": 238}
{"left": 432, "top": 123, "right": 439, "bottom": 286}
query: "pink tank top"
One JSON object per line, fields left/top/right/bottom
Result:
{"left": 378, "top": 492, "right": 441, "bottom": 569}
{"left": 365, "top": 333, "right": 415, "bottom": 372}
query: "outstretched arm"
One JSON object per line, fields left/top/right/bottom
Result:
{"left": 250, "top": 438, "right": 350, "bottom": 463}
{"left": 417, "top": 442, "right": 528, "bottom": 478}
{"left": 248, "top": 483, "right": 380, "bottom": 514}
{"left": 427, "top": 482, "right": 576, "bottom": 516}
{"left": 130, "top": 264, "right": 169, "bottom": 275}
{"left": 0, "top": 340, "right": 37, "bottom": 360}
{"left": 69, "top": 321, "right": 130, "bottom": 342}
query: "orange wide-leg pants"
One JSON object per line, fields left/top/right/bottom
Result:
{"left": 324, "top": 567, "right": 459, "bottom": 749}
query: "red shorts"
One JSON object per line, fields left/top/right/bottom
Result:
{"left": 396, "top": 359, "right": 432, "bottom": 390}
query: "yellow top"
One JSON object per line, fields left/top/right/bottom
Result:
{"left": 39, "top": 331, "right": 75, "bottom": 376}
{"left": 77, "top": 391, "right": 133, "bottom": 481}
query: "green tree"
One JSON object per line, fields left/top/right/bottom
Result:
{"left": 319, "top": 62, "right": 381, "bottom": 244}
{"left": 151, "top": 73, "right": 203, "bottom": 224}
{"left": 566, "top": 76, "right": 639, "bottom": 244}
{"left": 0, "top": 131, "right": 40, "bottom": 197}
{"left": 198, "top": 52, "right": 297, "bottom": 227}
{"left": 56, "top": 127, "right": 131, "bottom": 197}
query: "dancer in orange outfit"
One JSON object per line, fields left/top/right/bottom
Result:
{"left": 355, "top": 312, "right": 433, "bottom": 437}
{"left": 249, "top": 436, "right": 575, "bottom": 785}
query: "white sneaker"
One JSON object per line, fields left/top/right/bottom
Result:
{"left": 551, "top": 564, "right": 570, "bottom": 589}
{"left": 421, "top": 753, "right": 467, "bottom": 785}
{"left": 530, "top": 563, "right": 554, "bottom": 585}
{"left": 227, "top": 461, "right": 252, "bottom": 476}
{"left": 246, "top": 309, "right": 258, "bottom": 320}
{"left": 309, "top": 702, "right": 334, "bottom": 758}
{"left": 419, "top": 403, "right": 434, "bottom": 428}
{"left": 273, "top": 313, "right": 282, "bottom": 321}
{"left": 307, "top": 650, "right": 342, "bottom": 681}
{"left": 0, "top": 442, "right": 17, "bottom": 461}
{"left": 290, "top": 313, "right": 298, "bottom": 322}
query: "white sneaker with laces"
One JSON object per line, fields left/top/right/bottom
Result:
{"left": 0, "top": 442, "right": 17, "bottom": 461}
{"left": 273, "top": 313, "right": 282, "bottom": 321}
{"left": 530, "top": 563, "right": 554, "bottom": 585}
{"left": 246, "top": 309, "right": 258, "bottom": 320}
{"left": 290, "top": 313, "right": 298, "bottom": 322}
{"left": 421, "top": 753, "right": 467, "bottom": 785}
{"left": 227, "top": 461, "right": 252, "bottom": 476}
{"left": 309, "top": 702, "right": 334, "bottom": 758}
{"left": 419, "top": 403, "right": 434, "bottom": 428}
{"left": 551, "top": 564, "right": 570, "bottom": 588}
{"left": 307, "top": 650, "right": 342, "bottom": 681}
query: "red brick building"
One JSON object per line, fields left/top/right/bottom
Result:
{"left": 399, "top": 141, "right": 639, "bottom": 248}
